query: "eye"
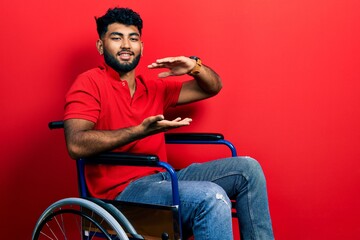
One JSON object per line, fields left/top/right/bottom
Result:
{"left": 130, "top": 37, "right": 139, "bottom": 42}
{"left": 111, "top": 37, "right": 121, "bottom": 41}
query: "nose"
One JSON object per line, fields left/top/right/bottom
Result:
{"left": 121, "top": 38, "right": 130, "bottom": 49}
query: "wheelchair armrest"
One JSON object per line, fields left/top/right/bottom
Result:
{"left": 165, "top": 132, "right": 237, "bottom": 157}
{"left": 165, "top": 133, "right": 224, "bottom": 142}
{"left": 83, "top": 152, "right": 159, "bottom": 166}
{"left": 48, "top": 121, "right": 64, "bottom": 129}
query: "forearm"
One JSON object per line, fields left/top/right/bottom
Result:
{"left": 192, "top": 64, "right": 222, "bottom": 95}
{"left": 65, "top": 124, "right": 144, "bottom": 159}
{"left": 64, "top": 115, "right": 192, "bottom": 159}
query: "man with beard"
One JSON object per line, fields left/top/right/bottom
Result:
{"left": 64, "top": 7, "right": 274, "bottom": 240}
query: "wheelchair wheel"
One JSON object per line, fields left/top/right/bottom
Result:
{"left": 32, "top": 197, "right": 129, "bottom": 240}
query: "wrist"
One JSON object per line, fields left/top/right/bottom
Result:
{"left": 188, "top": 56, "right": 202, "bottom": 76}
{"left": 131, "top": 124, "right": 146, "bottom": 141}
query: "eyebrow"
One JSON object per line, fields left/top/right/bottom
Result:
{"left": 109, "top": 32, "right": 140, "bottom": 37}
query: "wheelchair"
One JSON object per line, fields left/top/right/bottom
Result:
{"left": 32, "top": 121, "right": 238, "bottom": 240}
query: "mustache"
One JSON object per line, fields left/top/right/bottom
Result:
{"left": 117, "top": 50, "right": 134, "bottom": 55}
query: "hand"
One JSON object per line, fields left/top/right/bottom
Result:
{"left": 147, "top": 56, "right": 196, "bottom": 78}
{"left": 140, "top": 115, "right": 192, "bottom": 135}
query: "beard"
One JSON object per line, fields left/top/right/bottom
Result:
{"left": 103, "top": 49, "right": 141, "bottom": 73}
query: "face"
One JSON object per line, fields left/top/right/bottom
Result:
{"left": 97, "top": 23, "right": 143, "bottom": 73}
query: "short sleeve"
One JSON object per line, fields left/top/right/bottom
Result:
{"left": 64, "top": 73, "right": 101, "bottom": 123}
{"left": 161, "top": 79, "right": 183, "bottom": 110}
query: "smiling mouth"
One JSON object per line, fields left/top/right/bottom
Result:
{"left": 118, "top": 52, "right": 133, "bottom": 61}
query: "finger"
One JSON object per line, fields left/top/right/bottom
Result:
{"left": 155, "top": 57, "right": 178, "bottom": 63}
{"left": 147, "top": 58, "right": 172, "bottom": 69}
{"left": 177, "top": 120, "right": 191, "bottom": 126}
{"left": 148, "top": 62, "right": 163, "bottom": 69}
{"left": 171, "top": 118, "right": 192, "bottom": 126}
{"left": 180, "top": 118, "right": 192, "bottom": 124}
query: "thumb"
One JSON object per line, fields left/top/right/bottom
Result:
{"left": 143, "top": 115, "right": 164, "bottom": 125}
{"left": 149, "top": 114, "right": 165, "bottom": 123}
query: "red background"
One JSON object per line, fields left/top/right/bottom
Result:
{"left": 1, "top": 0, "right": 360, "bottom": 239}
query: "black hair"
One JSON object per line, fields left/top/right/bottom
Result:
{"left": 95, "top": 7, "right": 143, "bottom": 38}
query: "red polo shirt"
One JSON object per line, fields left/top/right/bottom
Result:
{"left": 64, "top": 63, "right": 183, "bottom": 199}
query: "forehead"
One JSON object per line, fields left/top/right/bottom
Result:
{"left": 105, "top": 23, "right": 140, "bottom": 36}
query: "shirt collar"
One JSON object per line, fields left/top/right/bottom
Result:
{"left": 100, "top": 60, "right": 147, "bottom": 93}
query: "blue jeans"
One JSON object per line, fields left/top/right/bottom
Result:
{"left": 116, "top": 157, "right": 274, "bottom": 240}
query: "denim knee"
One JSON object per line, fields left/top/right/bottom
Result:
{"left": 180, "top": 181, "right": 231, "bottom": 207}
{"left": 235, "top": 157, "right": 266, "bottom": 183}
{"left": 205, "top": 182, "right": 231, "bottom": 208}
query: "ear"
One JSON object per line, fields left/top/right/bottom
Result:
{"left": 96, "top": 39, "right": 104, "bottom": 55}
{"left": 140, "top": 41, "right": 144, "bottom": 56}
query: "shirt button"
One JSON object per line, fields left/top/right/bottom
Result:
{"left": 122, "top": 82, "right": 126, "bottom": 86}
